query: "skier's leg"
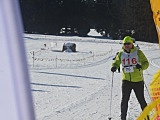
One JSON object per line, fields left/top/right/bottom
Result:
{"left": 121, "top": 80, "right": 132, "bottom": 120}
{"left": 133, "top": 81, "right": 147, "bottom": 110}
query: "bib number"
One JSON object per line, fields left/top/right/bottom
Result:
{"left": 122, "top": 58, "right": 137, "bottom": 66}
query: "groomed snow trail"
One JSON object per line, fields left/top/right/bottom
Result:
{"left": 25, "top": 34, "right": 160, "bottom": 120}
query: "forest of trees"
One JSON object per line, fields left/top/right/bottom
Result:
{"left": 19, "top": 0, "right": 158, "bottom": 43}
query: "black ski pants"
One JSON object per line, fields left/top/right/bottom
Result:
{"left": 121, "top": 80, "right": 147, "bottom": 120}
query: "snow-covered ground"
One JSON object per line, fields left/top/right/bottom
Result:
{"left": 24, "top": 30, "right": 160, "bottom": 120}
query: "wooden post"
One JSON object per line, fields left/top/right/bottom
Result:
{"left": 56, "top": 56, "right": 57, "bottom": 68}
{"left": 32, "top": 51, "right": 34, "bottom": 67}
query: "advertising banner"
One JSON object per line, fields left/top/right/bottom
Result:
{"left": 150, "top": 0, "right": 160, "bottom": 48}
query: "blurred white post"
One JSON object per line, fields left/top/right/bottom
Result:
{"left": 93, "top": 52, "right": 95, "bottom": 61}
{"left": 0, "top": 0, "right": 35, "bottom": 120}
{"left": 50, "top": 42, "right": 54, "bottom": 50}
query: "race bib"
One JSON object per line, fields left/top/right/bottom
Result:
{"left": 124, "top": 66, "right": 134, "bottom": 73}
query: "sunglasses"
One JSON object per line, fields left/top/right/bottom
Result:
{"left": 124, "top": 43, "right": 131, "bottom": 45}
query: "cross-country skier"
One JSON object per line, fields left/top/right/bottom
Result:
{"left": 110, "top": 36, "right": 149, "bottom": 120}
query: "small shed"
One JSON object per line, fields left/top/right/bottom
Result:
{"left": 62, "top": 43, "right": 76, "bottom": 52}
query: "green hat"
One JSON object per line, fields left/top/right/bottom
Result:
{"left": 122, "top": 36, "right": 133, "bottom": 44}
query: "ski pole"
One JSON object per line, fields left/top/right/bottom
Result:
{"left": 138, "top": 69, "right": 152, "bottom": 101}
{"left": 108, "top": 72, "right": 114, "bottom": 120}
{"left": 144, "top": 80, "right": 152, "bottom": 102}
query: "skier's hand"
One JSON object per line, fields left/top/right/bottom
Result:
{"left": 136, "top": 64, "right": 142, "bottom": 69}
{"left": 111, "top": 67, "right": 116, "bottom": 72}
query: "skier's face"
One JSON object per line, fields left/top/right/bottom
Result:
{"left": 123, "top": 42, "right": 133, "bottom": 52}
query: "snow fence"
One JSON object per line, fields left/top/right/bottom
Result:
{"left": 137, "top": 70, "right": 160, "bottom": 120}
{"left": 27, "top": 49, "right": 113, "bottom": 69}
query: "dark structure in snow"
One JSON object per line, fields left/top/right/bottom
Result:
{"left": 62, "top": 43, "right": 76, "bottom": 52}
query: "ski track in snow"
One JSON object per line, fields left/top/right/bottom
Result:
{"left": 25, "top": 33, "right": 160, "bottom": 120}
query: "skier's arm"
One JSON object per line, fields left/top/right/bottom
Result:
{"left": 138, "top": 50, "right": 149, "bottom": 70}
{"left": 112, "top": 52, "right": 121, "bottom": 69}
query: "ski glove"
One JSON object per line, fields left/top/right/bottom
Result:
{"left": 136, "top": 64, "right": 142, "bottom": 69}
{"left": 111, "top": 67, "right": 116, "bottom": 72}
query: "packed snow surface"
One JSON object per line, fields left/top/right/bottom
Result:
{"left": 24, "top": 30, "right": 160, "bottom": 120}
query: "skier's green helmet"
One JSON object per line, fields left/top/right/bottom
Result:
{"left": 122, "top": 36, "right": 133, "bottom": 44}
